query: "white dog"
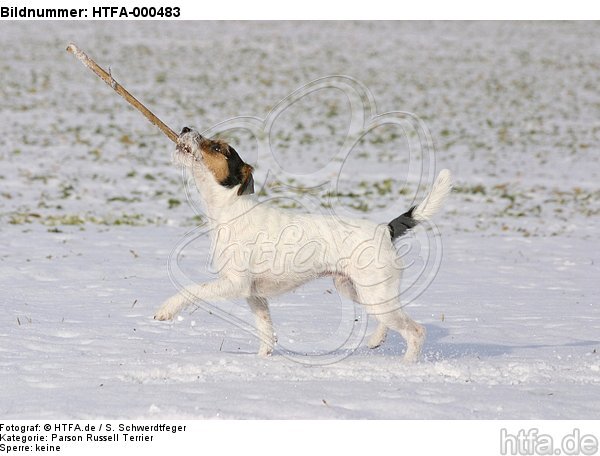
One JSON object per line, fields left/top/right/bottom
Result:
{"left": 154, "top": 127, "right": 452, "bottom": 362}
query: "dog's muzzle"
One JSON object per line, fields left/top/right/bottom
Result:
{"left": 177, "top": 127, "right": 202, "bottom": 158}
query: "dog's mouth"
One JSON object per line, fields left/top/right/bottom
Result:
{"left": 177, "top": 127, "right": 204, "bottom": 161}
{"left": 174, "top": 139, "right": 202, "bottom": 166}
{"left": 176, "top": 141, "right": 193, "bottom": 156}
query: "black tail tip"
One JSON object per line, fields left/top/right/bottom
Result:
{"left": 388, "top": 206, "right": 418, "bottom": 240}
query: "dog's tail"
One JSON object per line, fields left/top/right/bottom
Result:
{"left": 388, "top": 169, "right": 452, "bottom": 240}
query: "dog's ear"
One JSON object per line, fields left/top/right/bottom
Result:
{"left": 237, "top": 163, "right": 255, "bottom": 196}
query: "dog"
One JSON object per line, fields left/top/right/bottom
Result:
{"left": 154, "top": 127, "right": 452, "bottom": 362}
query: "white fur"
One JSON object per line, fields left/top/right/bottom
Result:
{"left": 412, "top": 169, "right": 453, "bottom": 222}
{"left": 155, "top": 130, "right": 452, "bottom": 362}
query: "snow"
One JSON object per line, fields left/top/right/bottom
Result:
{"left": 1, "top": 21, "right": 599, "bottom": 419}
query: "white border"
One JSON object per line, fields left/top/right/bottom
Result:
{"left": 1, "top": 420, "right": 599, "bottom": 456}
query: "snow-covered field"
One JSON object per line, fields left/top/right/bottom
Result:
{"left": 1, "top": 21, "right": 599, "bottom": 419}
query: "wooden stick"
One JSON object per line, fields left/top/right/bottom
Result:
{"left": 66, "top": 43, "right": 178, "bottom": 143}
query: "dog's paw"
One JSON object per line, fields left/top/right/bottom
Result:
{"left": 153, "top": 306, "right": 175, "bottom": 321}
{"left": 367, "top": 339, "right": 383, "bottom": 349}
{"left": 257, "top": 338, "right": 275, "bottom": 357}
{"left": 257, "top": 346, "right": 273, "bottom": 358}
{"left": 367, "top": 325, "right": 387, "bottom": 349}
{"left": 258, "top": 347, "right": 273, "bottom": 358}
{"left": 402, "top": 352, "right": 420, "bottom": 363}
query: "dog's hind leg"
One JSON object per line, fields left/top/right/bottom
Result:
{"left": 376, "top": 309, "right": 425, "bottom": 362}
{"left": 333, "top": 275, "right": 389, "bottom": 349}
{"left": 333, "top": 275, "right": 358, "bottom": 300}
{"left": 353, "top": 282, "right": 425, "bottom": 362}
{"left": 247, "top": 296, "right": 276, "bottom": 357}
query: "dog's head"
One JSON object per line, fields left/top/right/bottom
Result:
{"left": 176, "top": 127, "right": 254, "bottom": 196}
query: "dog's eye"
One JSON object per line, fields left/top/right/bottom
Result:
{"left": 212, "top": 144, "right": 221, "bottom": 153}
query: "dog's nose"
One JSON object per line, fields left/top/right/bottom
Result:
{"left": 180, "top": 127, "right": 191, "bottom": 135}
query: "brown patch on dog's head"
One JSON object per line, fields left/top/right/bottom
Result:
{"left": 198, "top": 137, "right": 255, "bottom": 195}
{"left": 199, "top": 138, "right": 230, "bottom": 182}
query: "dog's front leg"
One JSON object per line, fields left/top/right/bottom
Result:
{"left": 247, "top": 296, "right": 276, "bottom": 357}
{"left": 154, "top": 277, "right": 250, "bottom": 321}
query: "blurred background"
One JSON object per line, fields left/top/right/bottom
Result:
{"left": 1, "top": 21, "right": 598, "bottom": 237}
